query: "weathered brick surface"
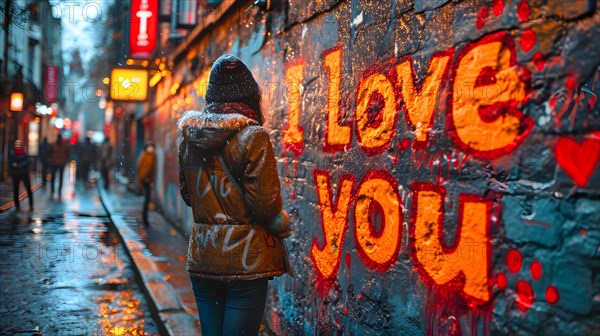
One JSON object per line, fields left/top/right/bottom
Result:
{"left": 150, "top": 0, "right": 600, "bottom": 334}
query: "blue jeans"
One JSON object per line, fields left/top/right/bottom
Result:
{"left": 190, "top": 277, "right": 268, "bottom": 335}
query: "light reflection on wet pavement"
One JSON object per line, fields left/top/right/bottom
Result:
{"left": 106, "top": 185, "right": 197, "bottom": 314}
{"left": 0, "top": 181, "right": 159, "bottom": 335}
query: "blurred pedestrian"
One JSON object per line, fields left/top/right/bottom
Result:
{"left": 72, "top": 139, "right": 83, "bottom": 181}
{"left": 177, "top": 54, "right": 292, "bottom": 335}
{"left": 137, "top": 142, "right": 156, "bottom": 226}
{"left": 98, "top": 139, "right": 114, "bottom": 189}
{"left": 79, "top": 137, "right": 97, "bottom": 183}
{"left": 39, "top": 137, "right": 51, "bottom": 187}
{"left": 49, "top": 135, "right": 71, "bottom": 198}
{"left": 9, "top": 139, "right": 33, "bottom": 211}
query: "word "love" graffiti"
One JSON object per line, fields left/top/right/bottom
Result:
{"left": 283, "top": 32, "right": 531, "bottom": 159}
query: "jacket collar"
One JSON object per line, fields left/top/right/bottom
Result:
{"left": 178, "top": 106, "right": 259, "bottom": 151}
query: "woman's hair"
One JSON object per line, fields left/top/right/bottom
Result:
{"left": 239, "top": 93, "right": 264, "bottom": 126}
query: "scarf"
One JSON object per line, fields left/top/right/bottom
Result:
{"left": 14, "top": 147, "right": 25, "bottom": 156}
{"left": 205, "top": 101, "right": 258, "bottom": 122}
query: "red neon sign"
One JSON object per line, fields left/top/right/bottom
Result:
{"left": 45, "top": 65, "right": 59, "bottom": 102}
{"left": 129, "top": 0, "right": 158, "bottom": 59}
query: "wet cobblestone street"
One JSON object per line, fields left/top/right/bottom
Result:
{"left": 0, "top": 181, "right": 159, "bottom": 335}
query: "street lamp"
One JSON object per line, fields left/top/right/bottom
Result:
{"left": 4, "top": 91, "right": 24, "bottom": 180}
{"left": 10, "top": 92, "right": 24, "bottom": 112}
{"left": 54, "top": 117, "right": 64, "bottom": 129}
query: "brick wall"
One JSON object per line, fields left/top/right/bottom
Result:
{"left": 152, "top": 0, "right": 600, "bottom": 334}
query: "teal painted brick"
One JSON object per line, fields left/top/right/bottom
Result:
{"left": 503, "top": 196, "right": 563, "bottom": 248}
{"left": 552, "top": 260, "right": 593, "bottom": 314}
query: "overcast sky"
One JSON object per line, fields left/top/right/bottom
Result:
{"left": 49, "top": 0, "right": 115, "bottom": 75}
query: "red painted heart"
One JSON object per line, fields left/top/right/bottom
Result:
{"left": 555, "top": 134, "right": 600, "bottom": 188}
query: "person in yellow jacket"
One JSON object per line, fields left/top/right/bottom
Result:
{"left": 137, "top": 142, "right": 156, "bottom": 226}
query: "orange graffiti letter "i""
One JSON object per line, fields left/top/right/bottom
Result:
{"left": 283, "top": 60, "right": 306, "bottom": 156}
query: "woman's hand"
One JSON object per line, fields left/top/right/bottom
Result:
{"left": 268, "top": 209, "right": 292, "bottom": 240}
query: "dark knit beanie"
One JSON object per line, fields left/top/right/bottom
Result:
{"left": 205, "top": 55, "right": 260, "bottom": 102}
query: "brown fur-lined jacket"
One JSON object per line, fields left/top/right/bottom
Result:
{"left": 177, "top": 103, "right": 285, "bottom": 280}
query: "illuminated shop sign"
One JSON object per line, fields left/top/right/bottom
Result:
{"left": 109, "top": 68, "right": 149, "bottom": 101}
{"left": 10, "top": 92, "right": 24, "bottom": 112}
{"left": 129, "top": 0, "right": 158, "bottom": 59}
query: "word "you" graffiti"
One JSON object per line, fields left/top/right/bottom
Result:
{"left": 311, "top": 171, "right": 493, "bottom": 303}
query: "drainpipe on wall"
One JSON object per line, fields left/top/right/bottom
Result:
{"left": 2, "top": 0, "right": 13, "bottom": 181}
{"left": 168, "top": 0, "right": 182, "bottom": 42}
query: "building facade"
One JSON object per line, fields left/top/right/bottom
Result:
{"left": 1, "top": 0, "right": 63, "bottom": 179}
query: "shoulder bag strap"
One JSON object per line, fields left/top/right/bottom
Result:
{"left": 219, "top": 146, "right": 295, "bottom": 277}
{"left": 217, "top": 152, "right": 245, "bottom": 198}
{"left": 198, "top": 156, "right": 229, "bottom": 217}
